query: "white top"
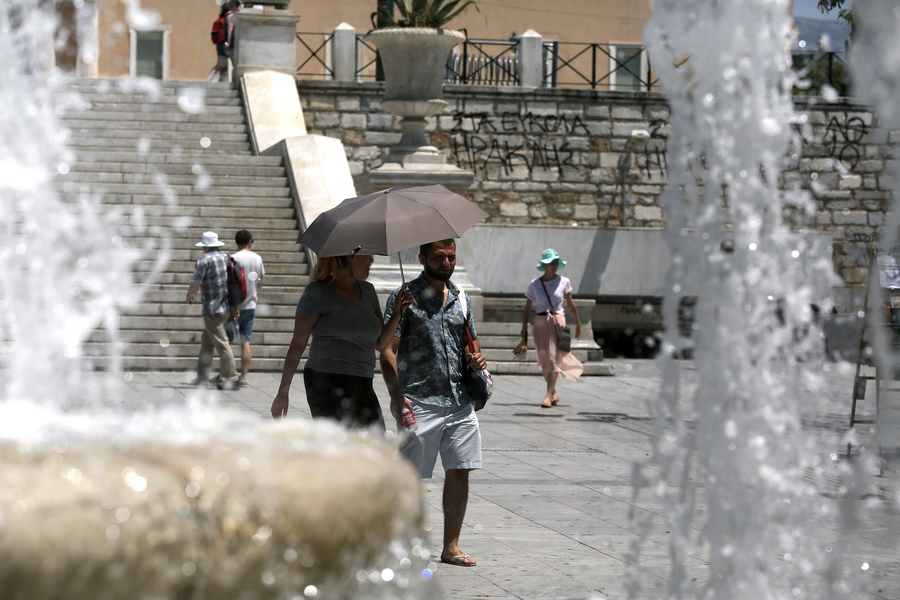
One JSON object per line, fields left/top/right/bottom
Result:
{"left": 231, "top": 249, "right": 265, "bottom": 310}
{"left": 525, "top": 275, "right": 571, "bottom": 315}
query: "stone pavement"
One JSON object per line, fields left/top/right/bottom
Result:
{"left": 97, "top": 359, "right": 897, "bottom": 599}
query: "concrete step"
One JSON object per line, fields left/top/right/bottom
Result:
{"left": 131, "top": 260, "right": 306, "bottom": 276}
{"left": 66, "top": 127, "right": 250, "bottom": 144}
{"left": 134, "top": 248, "right": 303, "bottom": 263}
{"left": 63, "top": 119, "right": 248, "bottom": 134}
{"left": 58, "top": 172, "right": 288, "bottom": 188}
{"left": 68, "top": 101, "right": 246, "bottom": 116}
{"left": 116, "top": 226, "right": 301, "bottom": 242}
{"left": 66, "top": 151, "right": 282, "bottom": 166}
{"left": 120, "top": 303, "right": 298, "bottom": 318}
{"left": 67, "top": 137, "right": 252, "bottom": 154}
{"left": 134, "top": 239, "right": 304, "bottom": 253}
{"left": 128, "top": 272, "right": 309, "bottom": 287}
{"left": 92, "top": 195, "right": 293, "bottom": 209}
{"left": 65, "top": 162, "right": 285, "bottom": 178}
{"left": 139, "top": 289, "right": 303, "bottom": 305}
{"left": 57, "top": 181, "right": 290, "bottom": 198}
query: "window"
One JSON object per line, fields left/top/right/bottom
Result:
{"left": 610, "top": 44, "right": 645, "bottom": 91}
{"left": 130, "top": 28, "right": 169, "bottom": 79}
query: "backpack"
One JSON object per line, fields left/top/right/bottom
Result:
{"left": 211, "top": 16, "right": 227, "bottom": 45}
{"left": 226, "top": 256, "right": 247, "bottom": 307}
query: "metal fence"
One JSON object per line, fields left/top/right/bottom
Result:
{"left": 296, "top": 32, "right": 839, "bottom": 95}
{"left": 295, "top": 32, "right": 662, "bottom": 91}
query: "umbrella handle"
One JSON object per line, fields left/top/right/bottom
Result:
{"left": 398, "top": 254, "right": 405, "bottom": 284}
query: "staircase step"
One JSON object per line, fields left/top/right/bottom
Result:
{"left": 65, "top": 162, "right": 286, "bottom": 178}
{"left": 66, "top": 151, "right": 282, "bottom": 166}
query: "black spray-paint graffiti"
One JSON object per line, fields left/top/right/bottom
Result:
{"left": 448, "top": 111, "right": 587, "bottom": 174}
{"left": 795, "top": 112, "right": 868, "bottom": 171}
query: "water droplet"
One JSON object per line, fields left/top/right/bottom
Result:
{"left": 303, "top": 585, "right": 318, "bottom": 597}
{"left": 105, "top": 525, "right": 120, "bottom": 540}
{"left": 861, "top": 562, "right": 870, "bottom": 571}
{"left": 420, "top": 569, "right": 434, "bottom": 580}
{"left": 185, "top": 481, "right": 200, "bottom": 498}
{"left": 200, "top": 137, "right": 211, "bottom": 148}
{"left": 810, "top": 172, "right": 818, "bottom": 180}
{"left": 115, "top": 507, "right": 130, "bottom": 522}
{"left": 160, "top": 338, "right": 170, "bottom": 348}
{"left": 261, "top": 571, "right": 276, "bottom": 585}
{"left": 15, "top": 244, "right": 25, "bottom": 255}
{"left": 182, "top": 562, "right": 196, "bottom": 576}
{"left": 791, "top": 250, "right": 800, "bottom": 258}
{"left": 236, "top": 457, "right": 250, "bottom": 471}
{"left": 749, "top": 243, "right": 758, "bottom": 251}
{"left": 57, "top": 162, "right": 69, "bottom": 174}
{"left": 381, "top": 568, "right": 395, "bottom": 582}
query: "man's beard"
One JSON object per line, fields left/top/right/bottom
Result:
{"left": 424, "top": 261, "right": 453, "bottom": 282}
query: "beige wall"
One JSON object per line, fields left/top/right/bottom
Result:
{"left": 91, "top": 0, "right": 650, "bottom": 82}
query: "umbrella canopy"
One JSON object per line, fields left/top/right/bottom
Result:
{"left": 298, "top": 184, "right": 489, "bottom": 257}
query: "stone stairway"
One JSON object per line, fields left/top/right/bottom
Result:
{"left": 56, "top": 78, "right": 613, "bottom": 377}
{"left": 57, "top": 79, "right": 308, "bottom": 373}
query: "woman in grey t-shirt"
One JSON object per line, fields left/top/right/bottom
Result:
{"left": 270, "top": 253, "right": 411, "bottom": 428}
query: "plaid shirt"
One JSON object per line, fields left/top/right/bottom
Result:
{"left": 191, "top": 249, "right": 230, "bottom": 316}
{"left": 384, "top": 273, "right": 477, "bottom": 407}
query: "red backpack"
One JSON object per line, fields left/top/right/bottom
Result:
{"left": 211, "top": 16, "right": 227, "bottom": 44}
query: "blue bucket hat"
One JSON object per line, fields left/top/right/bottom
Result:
{"left": 536, "top": 248, "right": 566, "bottom": 271}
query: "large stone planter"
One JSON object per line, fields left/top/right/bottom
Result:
{"left": 360, "top": 27, "right": 473, "bottom": 192}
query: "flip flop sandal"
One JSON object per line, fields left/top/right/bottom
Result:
{"left": 441, "top": 554, "right": 476, "bottom": 567}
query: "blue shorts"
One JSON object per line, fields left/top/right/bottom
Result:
{"left": 398, "top": 400, "right": 482, "bottom": 478}
{"left": 227, "top": 309, "right": 255, "bottom": 343}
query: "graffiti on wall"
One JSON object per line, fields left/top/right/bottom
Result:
{"left": 795, "top": 112, "right": 868, "bottom": 171}
{"left": 449, "top": 111, "right": 589, "bottom": 175}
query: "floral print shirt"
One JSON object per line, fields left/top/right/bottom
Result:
{"left": 384, "top": 273, "right": 478, "bottom": 407}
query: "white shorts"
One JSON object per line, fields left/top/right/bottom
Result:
{"left": 399, "top": 400, "right": 482, "bottom": 478}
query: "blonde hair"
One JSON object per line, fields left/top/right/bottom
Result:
{"left": 311, "top": 256, "right": 349, "bottom": 285}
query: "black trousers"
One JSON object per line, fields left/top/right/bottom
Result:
{"left": 302, "top": 367, "right": 386, "bottom": 430}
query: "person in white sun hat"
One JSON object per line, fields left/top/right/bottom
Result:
{"left": 185, "top": 231, "right": 239, "bottom": 390}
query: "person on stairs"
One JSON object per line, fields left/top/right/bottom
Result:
{"left": 186, "top": 231, "right": 239, "bottom": 390}
{"left": 229, "top": 229, "right": 264, "bottom": 388}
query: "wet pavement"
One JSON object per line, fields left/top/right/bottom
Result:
{"left": 94, "top": 359, "right": 897, "bottom": 599}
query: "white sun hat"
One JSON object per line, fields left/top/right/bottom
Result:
{"left": 196, "top": 231, "right": 225, "bottom": 247}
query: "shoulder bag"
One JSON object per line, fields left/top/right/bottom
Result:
{"left": 460, "top": 291, "right": 493, "bottom": 411}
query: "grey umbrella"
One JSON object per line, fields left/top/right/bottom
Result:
{"left": 298, "top": 184, "right": 489, "bottom": 278}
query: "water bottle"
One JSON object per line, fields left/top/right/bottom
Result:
{"left": 401, "top": 407, "right": 417, "bottom": 432}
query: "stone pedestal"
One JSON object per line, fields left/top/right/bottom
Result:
{"left": 358, "top": 27, "right": 474, "bottom": 195}
{"left": 233, "top": 7, "right": 301, "bottom": 79}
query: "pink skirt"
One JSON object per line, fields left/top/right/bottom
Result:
{"left": 533, "top": 314, "right": 583, "bottom": 382}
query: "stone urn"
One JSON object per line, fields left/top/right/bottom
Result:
{"left": 364, "top": 28, "right": 466, "bottom": 166}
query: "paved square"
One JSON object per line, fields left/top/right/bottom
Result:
{"left": 63, "top": 359, "right": 900, "bottom": 599}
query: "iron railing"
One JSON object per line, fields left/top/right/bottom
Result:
{"left": 543, "top": 41, "right": 657, "bottom": 91}
{"left": 296, "top": 31, "right": 335, "bottom": 79}
{"left": 445, "top": 40, "right": 519, "bottom": 85}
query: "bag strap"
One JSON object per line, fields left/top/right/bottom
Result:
{"left": 538, "top": 278, "right": 561, "bottom": 332}
{"left": 458, "top": 289, "right": 476, "bottom": 353}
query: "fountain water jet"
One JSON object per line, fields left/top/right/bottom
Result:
{"left": 0, "top": 2, "right": 435, "bottom": 598}
{"left": 631, "top": 0, "right": 889, "bottom": 598}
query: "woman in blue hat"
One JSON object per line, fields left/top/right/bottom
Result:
{"left": 520, "top": 249, "right": 583, "bottom": 407}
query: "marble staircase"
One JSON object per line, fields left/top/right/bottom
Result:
{"left": 58, "top": 79, "right": 308, "bottom": 373}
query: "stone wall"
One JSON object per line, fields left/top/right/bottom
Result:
{"left": 295, "top": 81, "right": 893, "bottom": 290}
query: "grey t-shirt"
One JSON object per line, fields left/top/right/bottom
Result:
{"left": 296, "top": 279, "right": 383, "bottom": 378}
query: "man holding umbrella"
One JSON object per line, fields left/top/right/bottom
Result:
{"left": 380, "top": 238, "right": 487, "bottom": 568}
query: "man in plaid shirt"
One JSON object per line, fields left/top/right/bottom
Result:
{"left": 185, "top": 231, "right": 239, "bottom": 390}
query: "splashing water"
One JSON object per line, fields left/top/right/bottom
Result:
{"left": 0, "top": 2, "right": 436, "bottom": 599}
{"left": 632, "top": 1, "right": 886, "bottom": 598}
